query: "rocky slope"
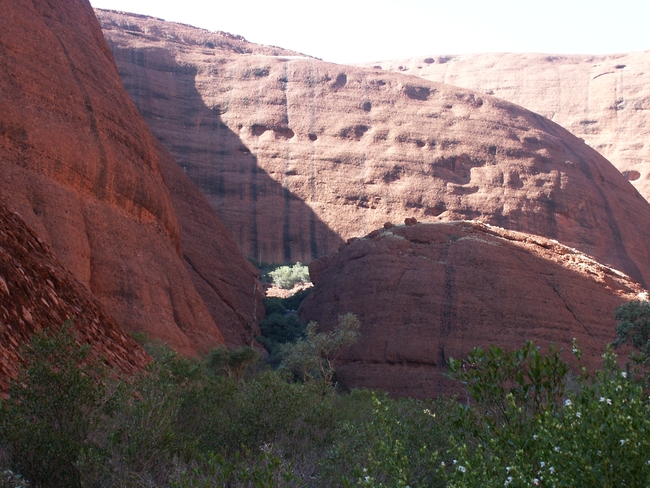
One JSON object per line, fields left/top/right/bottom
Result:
{"left": 299, "top": 221, "right": 646, "bottom": 398}
{"left": 0, "top": 0, "right": 261, "bottom": 355}
{"left": 97, "top": 11, "right": 650, "bottom": 290}
{"left": 360, "top": 52, "right": 650, "bottom": 201}
{"left": 0, "top": 198, "right": 150, "bottom": 395}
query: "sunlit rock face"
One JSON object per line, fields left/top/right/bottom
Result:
{"left": 299, "top": 221, "right": 645, "bottom": 398}
{"left": 361, "top": 52, "right": 650, "bottom": 202}
{"left": 99, "top": 10, "right": 650, "bottom": 291}
{"left": 0, "top": 0, "right": 262, "bottom": 355}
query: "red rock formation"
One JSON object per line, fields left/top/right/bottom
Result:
{"left": 0, "top": 0, "right": 261, "bottom": 354}
{"left": 97, "top": 11, "right": 650, "bottom": 291}
{"left": 362, "top": 52, "right": 650, "bottom": 201}
{"left": 156, "top": 140, "right": 264, "bottom": 346}
{"left": 0, "top": 198, "right": 150, "bottom": 395}
{"left": 299, "top": 222, "right": 646, "bottom": 398}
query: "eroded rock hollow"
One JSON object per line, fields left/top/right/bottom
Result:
{"left": 362, "top": 52, "right": 650, "bottom": 201}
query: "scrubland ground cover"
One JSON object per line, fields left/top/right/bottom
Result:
{"left": 2, "top": 301, "right": 650, "bottom": 487}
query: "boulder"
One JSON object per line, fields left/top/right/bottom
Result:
{"left": 299, "top": 222, "right": 646, "bottom": 398}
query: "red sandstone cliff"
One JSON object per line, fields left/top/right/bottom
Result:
{"left": 299, "top": 221, "right": 646, "bottom": 398}
{"left": 0, "top": 0, "right": 261, "bottom": 354}
{"left": 361, "top": 52, "right": 650, "bottom": 202}
{"left": 97, "top": 11, "right": 650, "bottom": 291}
{"left": 0, "top": 198, "right": 150, "bottom": 395}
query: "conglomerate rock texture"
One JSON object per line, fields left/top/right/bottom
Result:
{"left": 0, "top": 0, "right": 261, "bottom": 354}
{"left": 98, "top": 11, "right": 650, "bottom": 291}
{"left": 299, "top": 221, "right": 646, "bottom": 398}
{"left": 0, "top": 198, "right": 150, "bottom": 395}
{"left": 361, "top": 52, "right": 650, "bottom": 201}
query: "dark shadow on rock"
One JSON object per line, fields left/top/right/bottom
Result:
{"left": 107, "top": 43, "right": 344, "bottom": 264}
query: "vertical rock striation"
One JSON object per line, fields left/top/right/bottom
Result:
{"left": 0, "top": 0, "right": 261, "bottom": 354}
{"left": 98, "top": 10, "right": 650, "bottom": 289}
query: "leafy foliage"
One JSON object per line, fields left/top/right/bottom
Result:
{"left": 278, "top": 313, "right": 360, "bottom": 382}
{"left": 7, "top": 301, "right": 650, "bottom": 487}
{"left": 0, "top": 322, "right": 113, "bottom": 487}
{"left": 267, "top": 262, "right": 310, "bottom": 289}
{"left": 614, "top": 299, "right": 650, "bottom": 366}
{"left": 207, "top": 346, "right": 260, "bottom": 381}
{"left": 442, "top": 342, "right": 650, "bottom": 487}
{"left": 448, "top": 341, "right": 568, "bottom": 424}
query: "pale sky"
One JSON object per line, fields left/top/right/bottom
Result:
{"left": 89, "top": 0, "right": 650, "bottom": 64}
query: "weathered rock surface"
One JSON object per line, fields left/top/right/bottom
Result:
{"left": 98, "top": 11, "right": 650, "bottom": 290}
{"left": 299, "top": 222, "right": 646, "bottom": 398}
{"left": 361, "top": 52, "right": 650, "bottom": 201}
{"left": 0, "top": 0, "right": 261, "bottom": 355}
{"left": 0, "top": 198, "right": 150, "bottom": 395}
{"left": 156, "top": 140, "right": 264, "bottom": 347}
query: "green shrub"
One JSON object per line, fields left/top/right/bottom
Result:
{"left": 207, "top": 346, "right": 260, "bottom": 380}
{"left": 279, "top": 313, "right": 360, "bottom": 383}
{"left": 321, "top": 391, "right": 454, "bottom": 487}
{"left": 442, "top": 342, "right": 650, "bottom": 487}
{"left": 0, "top": 323, "right": 113, "bottom": 487}
{"left": 614, "top": 300, "right": 650, "bottom": 382}
{"left": 268, "top": 263, "right": 310, "bottom": 289}
{"left": 18, "top": 306, "right": 650, "bottom": 486}
{"left": 258, "top": 291, "right": 312, "bottom": 365}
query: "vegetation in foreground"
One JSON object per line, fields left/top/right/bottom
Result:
{"left": 1, "top": 301, "right": 650, "bottom": 487}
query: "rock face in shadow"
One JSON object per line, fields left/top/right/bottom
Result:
{"left": 156, "top": 140, "right": 264, "bottom": 347}
{"left": 98, "top": 11, "right": 650, "bottom": 290}
{"left": 299, "top": 222, "right": 646, "bottom": 398}
{"left": 362, "top": 52, "right": 650, "bottom": 202}
{"left": 97, "top": 10, "right": 343, "bottom": 264}
{"left": 0, "top": 199, "right": 150, "bottom": 395}
{"left": 0, "top": 0, "right": 261, "bottom": 355}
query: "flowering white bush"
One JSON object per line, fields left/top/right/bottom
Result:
{"left": 441, "top": 343, "right": 650, "bottom": 487}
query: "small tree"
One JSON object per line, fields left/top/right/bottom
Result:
{"left": 279, "top": 313, "right": 360, "bottom": 382}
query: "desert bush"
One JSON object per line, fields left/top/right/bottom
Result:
{"left": 320, "top": 390, "right": 455, "bottom": 487}
{"left": 0, "top": 323, "right": 114, "bottom": 487}
{"left": 278, "top": 313, "right": 360, "bottom": 383}
{"left": 613, "top": 299, "right": 650, "bottom": 385}
{"left": 257, "top": 291, "right": 312, "bottom": 365}
{"left": 268, "top": 263, "right": 310, "bottom": 289}
{"left": 16, "top": 307, "right": 650, "bottom": 486}
{"left": 448, "top": 340, "right": 568, "bottom": 426}
{"left": 258, "top": 314, "right": 303, "bottom": 365}
{"left": 207, "top": 346, "right": 260, "bottom": 381}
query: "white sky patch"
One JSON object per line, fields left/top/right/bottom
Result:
{"left": 90, "top": 0, "right": 650, "bottom": 64}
